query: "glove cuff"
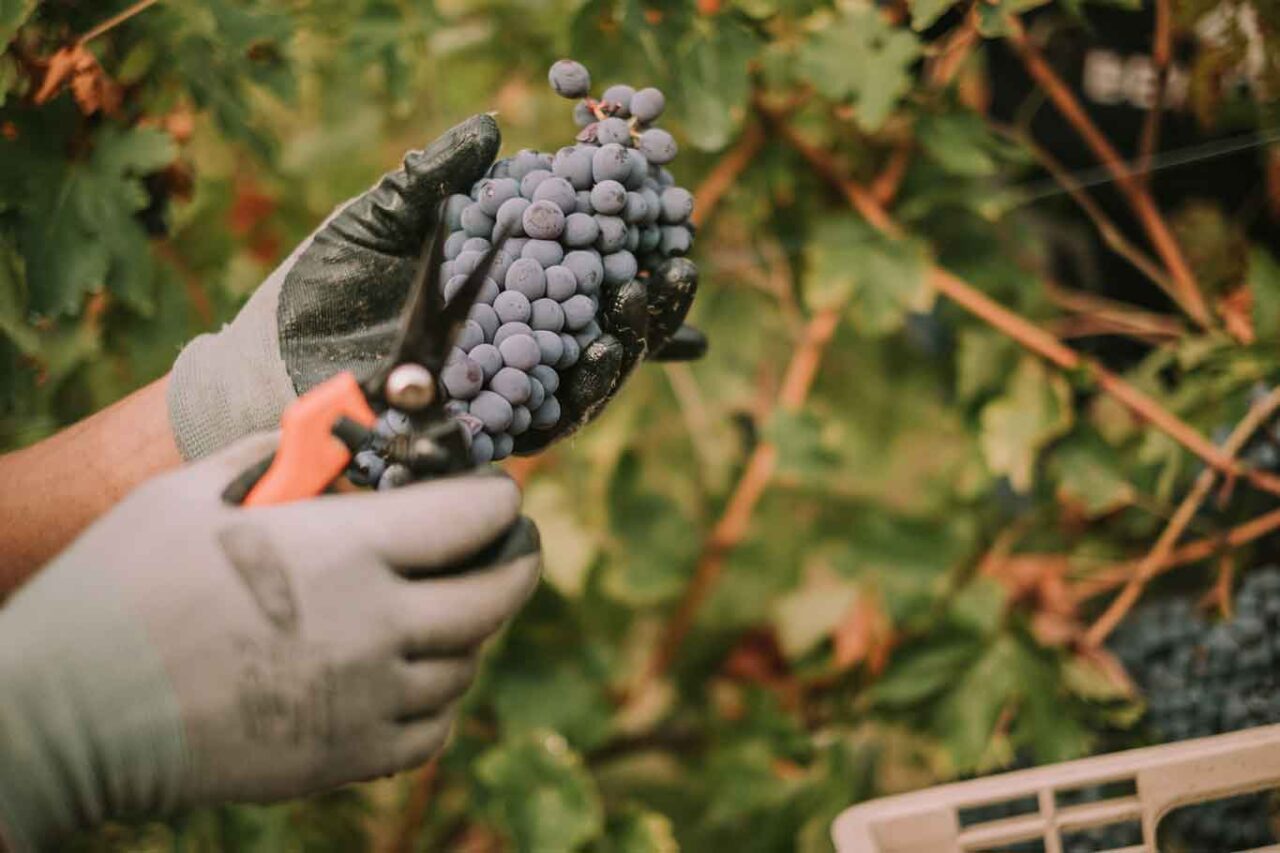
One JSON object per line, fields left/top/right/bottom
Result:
{"left": 167, "top": 279, "right": 298, "bottom": 460}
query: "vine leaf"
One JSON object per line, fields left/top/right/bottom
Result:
{"left": 804, "top": 215, "right": 929, "bottom": 335}
{"left": 0, "top": 0, "right": 36, "bottom": 49}
{"left": 798, "top": 8, "right": 920, "bottom": 131}
{"left": 476, "top": 731, "right": 605, "bottom": 852}
{"left": 979, "top": 357, "right": 1074, "bottom": 491}
{"left": 12, "top": 123, "right": 176, "bottom": 316}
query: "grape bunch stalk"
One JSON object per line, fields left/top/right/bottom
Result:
{"left": 350, "top": 59, "right": 696, "bottom": 488}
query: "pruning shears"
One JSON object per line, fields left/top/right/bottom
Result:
{"left": 225, "top": 206, "right": 503, "bottom": 507}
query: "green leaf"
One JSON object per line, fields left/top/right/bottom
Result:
{"left": 764, "top": 408, "right": 840, "bottom": 479}
{"left": 870, "top": 633, "right": 984, "bottom": 708}
{"left": 979, "top": 357, "right": 1074, "bottom": 491}
{"left": 0, "top": 235, "right": 36, "bottom": 353}
{"left": 917, "top": 113, "right": 1000, "bottom": 177}
{"left": 9, "top": 122, "right": 176, "bottom": 316}
{"left": 909, "top": 0, "right": 957, "bottom": 31}
{"left": 600, "top": 806, "right": 679, "bottom": 853}
{"left": 798, "top": 8, "right": 920, "bottom": 130}
{"left": 771, "top": 564, "right": 860, "bottom": 659}
{"left": 1052, "top": 438, "right": 1136, "bottom": 517}
{"left": 492, "top": 658, "right": 614, "bottom": 752}
{"left": 1251, "top": 247, "right": 1280, "bottom": 342}
{"left": 477, "top": 731, "right": 605, "bottom": 853}
{"left": 674, "top": 21, "right": 758, "bottom": 151}
{"left": 0, "top": 0, "right": 36, "bottom": 48}
{"left": 603, "top": 453, "right": 699, "bottom": 606}
{"left": 976, "top": 0, "right": 1053, "bottom": 36}
{"left": 933, "top": 635, "right": 1022, "bottom": 769}
{"left": 525, "top": 480, "right": 601, "bottom": 598}
{"left": 804, "top": 215, "right": 930, "bottom": 335}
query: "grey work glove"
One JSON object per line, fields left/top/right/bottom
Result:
{"left": 0, "top": 433, "right": 540, "bottom": 851}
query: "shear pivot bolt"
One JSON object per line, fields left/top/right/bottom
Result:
{"left": 386, "top": 364, "right": 436, "bottom": 411}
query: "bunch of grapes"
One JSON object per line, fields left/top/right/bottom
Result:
{"left": 350, "top": 59, "right": 695, "bottom": 488}
{"left": 1107, "top": 565, "right": 1280, "bottom": 849}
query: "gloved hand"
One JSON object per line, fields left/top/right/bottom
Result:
{"left": 0, "top": 433, "right": 540, "bottom": 851}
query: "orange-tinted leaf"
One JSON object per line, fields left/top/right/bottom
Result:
{"left": 33, "top": 45, "right": 83, "bottom": 105}
{"left": 832, "top": 592, "right": 893, "bottom": 674}
{"left": 1219, "top": 284, "right": 1255, "bottom": 345}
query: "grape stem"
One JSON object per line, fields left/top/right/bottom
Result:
{"left": 385, "top": 757, "right": 441, "bottom": 853}
{"left": 1083, "top": 385, "right": 1280, "bottom": 646}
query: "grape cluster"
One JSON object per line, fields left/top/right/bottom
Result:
{"left": 1108, "top": 565, "right": 1280, "bottom": 849}
{"left": 349, "top": 59, "right": 695, "bottom": 487}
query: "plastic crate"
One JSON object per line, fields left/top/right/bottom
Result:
{"left": 831, "top": 724, "right": 1280, "bottom": 852}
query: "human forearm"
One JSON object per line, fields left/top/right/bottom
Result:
{"left": 0, "top": 376, "right": 181, "bottom": 593}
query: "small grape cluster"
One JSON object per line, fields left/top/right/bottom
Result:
{"left": 349, "top": 59, "right": 694, "bottom": 488}
{"left": 1108, "top": 565, "right": 1280, "bottom": 849}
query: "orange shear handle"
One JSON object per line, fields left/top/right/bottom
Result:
{"left": 243, "top": 372, "right": 378, "bottom": 507}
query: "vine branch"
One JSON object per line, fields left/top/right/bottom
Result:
{"left": 1084, "top": 386, "right": 1280, "bottom": 645}
{"left": 757, "top": 98, "right": 1280, "bottom": 499}
{"left": 1005, "top": 15, "right": 1211, "bottom": 328}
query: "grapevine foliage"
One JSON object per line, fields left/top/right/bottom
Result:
{"left": 5, "top": 1, "right": 1280, "bottom": 851}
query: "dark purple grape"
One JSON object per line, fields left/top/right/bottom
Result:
{"left": 563, "top": 250, "right": 603, "bottom": 293}
{"left": 470, "top": 431, "right": 495, "bottom": 464}
{"left": 495, "top": 197, "right": 531, "bottom": 238}
{"left": 601, "top": 84, "right": 635, "bottom": 115}
{"left": 533, "top": 176, "right": 577, "bottom": 214}
{"left": 638, "top": 128, "right": 677, "bottom": 164}
{"left": 504, "top": 258, "right": 546, "bottom": 298}
{"left": 492, "top": 432, "right": 514, "bottom": 460}
{"left": 561, "top": 294, "right": 595, "bottom": 331}
{"left": 557, "top": 334, "right": 580, "bottom": 369}
{"left": 470, "top": 343, "right": 503, "bottom": 380}
{"left": 573, "top": 101, "right": 595, "bottom": 127}
{"left": 493, "top": 321, "right": 533, "bottom": 348}
{"left": 534, "top": 329, "right": 565, "bottom": 365}
{"left": 471, "top": 391, "right": 514, "bottom": 433}
{"left": 574, "top": 321, "right": 602, "bottom": 350}
{"left": 456, "top": 319, "right": 485, "bottom": 351}
{"left": 462, "top": 237, "right": 491, "bottom": 253}
{"left": 530, "top": 298, "right": 565, "bottom": 332}
{"left": 469, "top": 303, "right": 500, "bottom": 340}
{"left": 622, "top": 192, "right": 649, "bottom": 224}
{"left": 499, "top": 334, "right": 541, "bottom": 371}
{"left": 530, "top": 364, "right": 560, "bottom": 394}
{"left": 574, "top": 190, "right": 594, "bottom": 214}
{"left": 522, "top": 239, "right": 565, "bottom": 268}
{"left": 592, "top": 144, "right": 631, "bottom": 182}
{"left": 507, "top": 150, "right": 544, "bottom": 181}
{"left": 444, "top": 231, "right": 467, "bottom": 260}
{"left": 442, "top": 356, "right": 484, "bottom": 400}
{"left": 594, "top": 215, "right": 627, "bottom": 252}
{"left": 563, "top": 212, "right": 599, "bottom": 248}
{"left": 549, "top": 59, "right": 591, "bottom": 98}
{"left": 545, "top": 265, "right": 578, "bottom": 301}
{"left": 553, "top": 146, "right": 596, "bottom": 190}
{"left": 461, "top": 204, "right": 494, "bottom": 237}
{"left": 527, "top": 375, "right": 546, "bottom": 410}
{"left": 660, "top": 225, "right": 691, "bottom": 256}
{"left": 596, "top": 117, "right": 630, "bottom": 145}
{"left": 510, "top": 405, "right": 532, "bottom": 435}
{"left": 531, "top": 396, "right": 562, "bottom": 429}
{"left": 491, "top": 367, "right": 533, "bottom": 405}
{"left": 494, "top": 290, "right": 533, "bottom": 324}
{"left": 590, "top": 180, "right": 627, "bottom": 215}
{"left": 603, "top": 250, "right": 637, "bottom": 285}
{"left": 630, "top": 87, "right": 665, "bottom": 122}
{"left": 660, "top": 187, "right": 694, "bottom": 223}
{"left": 476, "top": 177, "right": 520, "bottom": 216}
{"left": 522, "top": 200, "right": 566, "bottom": 240}
{"left": 444, "top": 194, "right": 470, "bottom": 230}
{"left": 520, "top": 169, "right": 553, "bottom": 199}
{"left": 378, "top": 463, "right": 414, "bottom": 490}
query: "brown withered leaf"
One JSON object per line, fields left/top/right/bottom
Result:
{"left": 34, "top": 44, "right": 121, "bottom": 116}
{"left": 1218, "top": 284, "right": 1255, "bottom": 345}
{"left": 832, "top": 592, "right": 893, "bottom": 674}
